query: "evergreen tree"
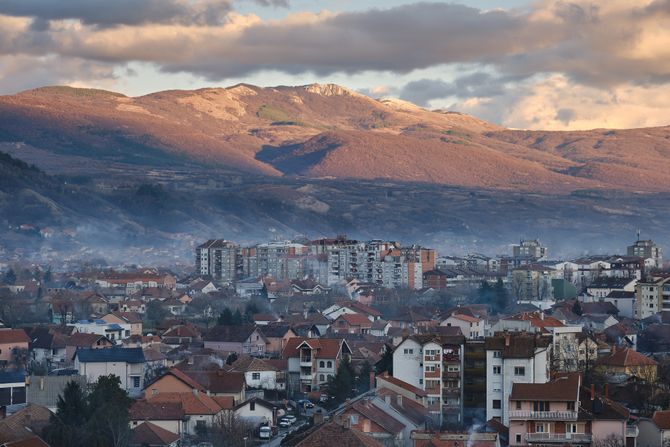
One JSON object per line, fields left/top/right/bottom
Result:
{"left": 86, "top": 375, "right": 132, "bottom": 447}
{"left": 572, "top": 300, "right": 583, "bottom": 316}
{"left": 3, "top": 268, "right": 16, "bottom": 285}
{"left": 327, "top": 359, "right": 355, "bottom": 404}
{"left": 357, "top": 361, "right": 373, "bottom": 393}
{"left": 375, "top": 344, "right": 394, "bottom": 375}
{"left": 44, "top": 266, "right": 52, "bottom": 283}
{"left": 232, "top": 309, "right": 243, "bottom": 325}
{"left": 43, "top": 380, "right": 89, "bottom": 447}
{"left": 218, "top": 308, "right": 233, "bottom": 325}
{"left": 493, "top": 278, "right": 510, "bottom": 311}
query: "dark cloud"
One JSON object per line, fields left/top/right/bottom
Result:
{"left": 399, "top": 72, "right": 515, "bottom": 106}
{"left": 0, "top": 0, "right": 233, "bottom": 26}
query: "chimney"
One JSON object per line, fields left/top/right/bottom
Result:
{"left": 505, "top": 333, "right": 511, "bottom": 347}
{"left": 590, "top": 384, "right": 595, "bottom": 401}
{"left": 369, "top": 371, "right": 376, "bottom": 391}
{"left": 396, "top": 395, "right": 403, "bottom": 407}
{"left": 604, "top": 383, "right": 609, "bottom": 398}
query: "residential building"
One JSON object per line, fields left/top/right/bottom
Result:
{"left": 594, "top": 346, "right": 658, "bottom": 383}
{"left": 195, "top": 239, "right": 238, "bottom": 283}
{"left": 392, "top": 334, "right": 466, "bottom": 426}
{"left": 512, "top": 240, "right": 548, "bottom": 261}
{"left": 331, "top": 313, "right": 373, "bottom": 335}
{"left": 635, "top": 275, "right": 670, "bottom": 319}
{"left": 283, "top": 337, "right": 351, "bottom": 393}
{"left": 628, "top": 238, "right": 663, "bottom": 269}
{"left": 203, "top": 325, "right": 267, "bottom": 356}
{"left": 510, "top": 265, "right": 557, "bottom": 302}
{"left": 129, "top": 421, "right": 180, "bottom": 447}
{"left": 74, "top": 347, "right": 146, "bottom": 396}
{"left": 440, "top": 313, "right": 485, "bottom": 339}
{"left": 486, "top": 333, "right": 551, "bottom": 425}
{"left": 0, "top": 328, "right": 30, "bottom": 364}
{"left": 101, "top": 311, "right": 143, "bottom": 337}
{"left": 229, "top": 356, "right": 286, "bottom": 391}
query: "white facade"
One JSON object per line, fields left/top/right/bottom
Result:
{"left": 441, "top": 315, "right": 484, "bottom": 339}
{"left": 74, "top": 358, "right": 145, "bottom": 396}
{"left": 486, "top": 342, "right": 549, "bottom": 425}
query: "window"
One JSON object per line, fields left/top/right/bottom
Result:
{"left": 403, "top": 348, "right": 414, "bottom": 354}
{"left": 319, "top": 374, "right": 325, "bottom": 381}
{"left": 350, "top": 414, "right": 358, "bottom": 425}
{"left": 567, "top": 401, "right": 575, "bottom": 411}
{"left": 327, "top": 361, "right": 332, "bottom": 368}
{"left": 567, "top": 423, "right": 578, "bottom": 434}
{"left": 319, "top": 361, "right": 325, "bottom": 368}
{"left": 535, "top": 423, "right": 547, "bottom": 433}
{"left": 447, "top": 365, "right": 460, "bottom": 372}
{"left": 151, "top": 388, "right": 157, "bottom": 395}
{"left": 492, "top": 366, "right": 501, "bottom": 375}
{"left": 493, "top": 350, "right": 502, "bottom": 359}
{"left": 252, "top": 373, "right": 261, "bottom": 380}
{"left": 196, "top": 420, "right": 206, "bottom": 430}
{"left": 533, "top": 401, "right": 550, "bottom": 411}
{"left": 516, "top": 401, "right": 521, "bottom": 410}
{"left": 492, "top": 400, "right": 501, "bottom": 409}
{"left": 132, "top": 376, "right": 140, "bottom": 388}
{"left": 516, "top": 434, "right": 522, "bottom": 444}
{"left": 514, "top": 366, "right": 525, "bottom": 376}
{"left": 250, "top": 401, "right": 256, "bottom": 411}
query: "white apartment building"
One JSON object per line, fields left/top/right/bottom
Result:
{"left": 195, "top": 239, "right": 238, "bottom": 283}
{"left": 485, "top": 334, "right": 550, "bottom": 425}
{"left": 393, "top": 334, "right": 465, "bottom": 426}
{"left": 636, "top": 276, "right": 670, "bottom": 319}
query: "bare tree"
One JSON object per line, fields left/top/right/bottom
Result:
{"left": 592, "top": 434, "right": 625, "bottom": 447}
{"left": 210, "top": 410, "right": 256, "bottom": 447}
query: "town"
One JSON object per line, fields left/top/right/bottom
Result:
{"left": 0, "top": 234, "right": 668, "bottom": 447}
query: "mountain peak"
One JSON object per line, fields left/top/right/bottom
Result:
{"left": 302, "top": 83, "right": 358, "bottom": 97}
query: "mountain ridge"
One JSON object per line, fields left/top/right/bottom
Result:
{"left": 1, "top": 83, "right": 670, "bottom": 193}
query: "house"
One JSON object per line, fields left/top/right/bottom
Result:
{"left": 145, "top": 392, "right": 227, "bottom": 435}
{"left": 604, "top": 291, "right": 636, "bottom": 319}
{"left": 65, "top": 332, "right": 114, "bottom": 362}
{"left": 283, "top": 337, "right": 351, "bottom": 393}
{"left": 161, "top": 298, "right": 187, "bottom": 316}
{"left": 26, "top": 327, "right": 67, "bottom": 367}
{"left": 234, "top": 397, "right": 277, "bottom": 426}
{"left": 370, "top": 319, "right": 390, "bottom": 337}
{"left": 101, "top": 311, "right": 143, "bottom": 337}
{"left": 508, "top": 373, "right": 637, "bottom": 447}
{"left": 229, "top": 355, "right": 285, "bottom": 390}
{"left": 130, "top": 400, "right": 185, "bottom": 436}
{"left": 638, "top": 410, "right": 670, "bottom": 447}
{"left": 411, "top": 431, "right": 500, "bottom": 447}
{"left": 82, "top": 291, "right": 110, "bottom": 315}
{"left": 74, "top": 347, "right": 146, "bottom": 396}
{"left": 291, "top": 279, "right": 331, "bottom": 295}
{"left": 27, "top": 374, "right": 88, "bottom": 412}
{"left": 323, "top": 301, "right": 383, "bottom": 322}
{"left": 486, "top": 333, "right": 551, "bottom": 425}
{"left": 189, "top": 279, "right": 218, "bottom": 295}
{"left": 440, "top": 313, "right": 485, "bottom": 339}
{"left": 0, "top": 403, "right": 52, "bottom": 447}
{"left": 252, "top": 313, "right": 280, "bottom": 326}
{"left": 164, "top": 366, "right": 247, "bottom": 403}
{"left": 130, "top": 421, "right": 180, "bottom": 447}
{"left": 119, "top": 300, "right": 147, "bottom": 314}
{"left": 337, "top": 397, "right": 415, "bottom": 447}
{"left": 331, "top": 313, "right": 373, "bottom": 335}
{"left": 0, "top": 329, "right": 30, "bottom": 364}
{"left": 70, "top": 319, "right": 124, "bottom": 342}
{"left": 161, "top": 324, "right": 201, "bottom": 347}
{"left": 422, "top": 270, "right": 448, "bottom": 290}
{"left": 282, "top": 420, "right": 384, "bottom": 447}
{"left": 259, "top": 324, "right": 296, "bottom": 356}
{"left": 203, "top": 325, "right": 268, "bottom": 356}
{"left": 595, "top": 346, "right": 658, "bottom": 383}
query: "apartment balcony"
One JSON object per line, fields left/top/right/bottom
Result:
{"left": 424, "top": 354, "right": 441, "bottom": 362}
{"left": 300, "top": 374, "right": 313, "bottom": 381}
{"left": 424, "top": 386, "right": 441, "bottom": 395}
{"left": 424, "top": 370, "right": 441, "bottom": 379}
{"left": 300, "top": 357, "right": 312, "bottom": 367}
{"left": 442, "top": 370, "right": 461, "bottom": 379}
{"left": 626, "top": 426, "right": 639, "bottom": 437}
{"left": 509, "top": 410, "right": 578, "bottom": 421}
{"left": 442, "top": 387, "right": 460, "bottom": 396}
{"left": 526, "top": 433, "right": 592, "bottom": 444}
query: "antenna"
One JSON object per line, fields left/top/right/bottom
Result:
{"left": 637, "top": 229, "right": 641, "bottom": 242}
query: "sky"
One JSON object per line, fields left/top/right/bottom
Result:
{"left": 1, "top": 0, "right": 670, "bottom": 130}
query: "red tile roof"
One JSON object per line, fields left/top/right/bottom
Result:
{"left": 0, "top": 329, "right": 30, "bottom": 344}
{"left": 131, "top": 421, "right": 180, "bottom": 446}
{"left": 377, "top": 372, "right": 427, "bottom": 398}
{"left": 510, "top": 373, "right": 580, "bottom": 401}
{"left": 147, "top": 392, "right": 222, "bottom": 415}
{"left": 653, "top": 410, "right": 670, "bottom": 430}
{"left": 596, "top": 347, "right": 658, "bottom": 367}
{"left": 130, "top": 400, "right": 185, "bottom": 421}
{"left": 338, "top": 313, "right": 373, "bottom": 327}
{"left": 282, "top": 337, "right": 348, "bottom": 360}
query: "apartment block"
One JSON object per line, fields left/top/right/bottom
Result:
{"left": 195, "top": 239, "right": 238, "bottom": 283}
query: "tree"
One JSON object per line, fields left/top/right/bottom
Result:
{"left": 572, "top": 300, "right": 583, "bottom": 316}
{"left": 2, "top": 268, "right": 16, "bottom": 285}
{"left": 592, "top": 434, "right": 625, "bottom": 447}
{"left": 210, "top": 410, "right": 255, "bottom": 446}
{"left": 86, "top": 375, "right": 132, "bottom": 447}
{"left": 375, "top": 344, "right": 394, "bottom": 375}
{"left": 327, "top": 359, "right": 355, "bottom": 404}
{"left": 232, "top": 309, "right": 243, "bottom": 325}
{"left": 356, "top": 361, "right": 373, "bottom": 393}
{"left": 43, "top": 380, "right": 89, "bottom": 447}
{"left": 44, "top": 266, "right": 52, "bottom": 283}
{"left": 218, "top": 308, "right": 234, "bottom": 325}
{"left": 146, "top": 300, "right": 169, "bottom": 326}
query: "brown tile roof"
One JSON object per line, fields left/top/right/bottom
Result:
{"left": 376, "top": 388, "right": 429, "bottom": 425}
{"left": 510, "top": 373, "right": 580, "bottom": 401}
{"left": 111, "top": 311, "right": 143, "bottom": 324}
{"left": 130, "top": 400, "right": 185, "bottom": 421}
{"left": 148, "top": 392, "right": 222, "bottom": 415}
{"left": 596, "top": 347, "right": 658, "bottom": 367}
{"left": 230, "top": 356, "right": 277, "bottom": 372}
{"left": 0, "top": 404, "right": 52, "bottom": 444}
{"left": 67, "top": 332, "right": 110, "bottom": 347}
{"left": 130, "top": 421, "right": 180, "bottom": 446}
{"left": 349, "top": 399, "right": 405, "bottom": 434}
{"left": 377, "top": 372, "right": 427, "bottom": 398}
{"left": 204, "top": 325, "right": 263, "bottom": 343}
{"left": 579, "top": 387, "right": 629, "bottom": 421}
{"left": 289, "top": 421, "right": 384, "bottom": 447}
{"left": 179, "top": 370, "right": 246, "bottom": 394}
{"left": 485, "top": 334, "right": 550, "bottom": 358}
{"left": 338, "top": 313, "right": 373, "bottom": 327}
{"left": 212, "top": 395, "right": 235, "bottom": 410}
{"left": 653, "top": 410, "right": 670, "bottom": 430}
{"left": 2, "top": 437, "right": 50, "bottom": 447}
{"left": 282, "top": 337, "right": 348, "bottom": 359}
{"left": 337, "top": 301, "right": 383, "bottom": 317}
{"left": 0, "top": 329, "right": 30, "bottom": 344}
{"left": 162, "top": 324, "right": 200, "bottom": 339}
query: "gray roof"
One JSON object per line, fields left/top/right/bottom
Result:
{"left": 27, "top": 375, "right": 87, "bottom": 408}
{"left": 75, "top": 347, "right": 145, "bottom": 363}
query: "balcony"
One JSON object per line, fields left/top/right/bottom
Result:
{"left": 509, "top": 410, "right": 578, "bottom": 421}
{"left": 300, "top": 373, "right": 313, "bottom": 381}
{"left": 442, "top": 388, "right": 460, "bottom": 396}
{"left": 526, "top": 433, "right": 592, "bottom": 444}
{"left": 626, "top": 426, "right": 639, "bottom": 437}
{"left": 300, "top": 357, "right": 312, "bottom": 367}
{"left": 424, "top": 386, "right": 441, "bottom": 395}
{"left": 424, "top": 354, "right": 440, "bottom": 362}
{"left": 425, "top": 370, "right": 441, "bottom": 379}
{"left": 443, "top": 370, "right": 460, "bottom": 378}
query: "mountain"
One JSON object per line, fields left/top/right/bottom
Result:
{"left": 2, "top": 83, "right": 669, "bottom": 193}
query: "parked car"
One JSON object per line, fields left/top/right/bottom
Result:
{"left": 285, "top": 415, "right": 297, "bottom": 424}
{"left": 297, "top": 399, "right": 315, "bottom": 409}
{"left": 259, "top": 426, "right": 273, "bottom": 439}
{"left": 279, "top": 419, "right": 291, "bottom": 428}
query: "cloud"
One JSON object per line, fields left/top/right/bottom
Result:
{"left": 0, "top": 0, "right": 234, "bottom": 26}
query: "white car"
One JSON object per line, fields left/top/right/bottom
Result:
{"left": 278, "top": 419, "right": 291, "bottom": 428}
{"left": 259, "top": 426, "right": 272, "bottom": 439}
{"left": 285, "top": 415, "right": 297, "bottom": 424}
